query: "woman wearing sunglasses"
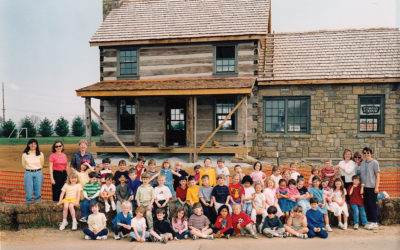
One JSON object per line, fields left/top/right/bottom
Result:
{"left": 49, "top": 141, "right": 68, "bottom": 201}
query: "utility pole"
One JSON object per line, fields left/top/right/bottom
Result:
{"left": 2, "top": 82, "right": 5, "bottom": 123}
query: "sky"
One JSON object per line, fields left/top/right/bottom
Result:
{"left": 0, "top": 0, "right": 398, "bottom": 126}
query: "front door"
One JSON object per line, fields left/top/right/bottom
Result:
{"left": 166, "top": 98, "right": 186, "bottom": 146}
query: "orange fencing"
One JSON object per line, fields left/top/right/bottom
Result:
{"left": 0, "top": 169, "right": 399, "bottom": 204}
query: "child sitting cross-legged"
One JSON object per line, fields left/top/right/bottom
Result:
{"left": 150, "top": 208, "right": 175, "bottom": 243}
{"left": 188, "top": 202, "right": 214, "bottom": 240}
{"left": 129, "top": 206, "right": 151, "bottom": 242}
{"left": 171, "top": 207, "right": 190, "bottom": 240}
{"left": 284, "top": 205, "right": 309, "bottom": 239}
{"left": 232, "top": 203, "right": 257, "bottom": 239}
{"left": 213, "top": 205, "right": 234, "bottom": 239}
{"left": 83, "top": 201, "right": 108, "bottom": 240}
{"left": 306, "top": 197, "right": 328, "bottom": 239}
{"left": 261, "top": 205, "right": 286, "bottom": 238}
{"left": 112, "top": 201, "right": 132, "bottom": 240}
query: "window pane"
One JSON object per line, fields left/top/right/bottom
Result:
{"left": 216, "top": 46, "right": 235, "bottom": 59}
{"left": 119, "top": 99, "right": 135, "bottom": 130}
{"left": 215, "top": 96, "right": 236, "bottom": 130}
{"left": 359, "top": 96, "right": 383, "bottom": 133}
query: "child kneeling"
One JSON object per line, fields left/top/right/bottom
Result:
{"left": 284, "top": 205, "right": 308, "bottom": 239}
{"left": 188, "top": 202, "right": 214, "bottom": 240}
{"left": 83, "top": 202, "right": 108, "bottom": 240}
{"left": 261, "top": 205, "right": 286, "bottom": 238}
{"left": 306, "top": 198, "right": 328, "bottom": 239}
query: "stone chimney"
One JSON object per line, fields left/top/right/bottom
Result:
{"left": 103, "top": 0, "right": 126, "bottom": 20}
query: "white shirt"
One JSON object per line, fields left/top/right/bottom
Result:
{"left": 154, "top": 185, "right": 172, "bottom": 201}
{"left": 270, "top": 174, "right": 282, "bottom": 190}
{"left": 131, "top": 217, "right": 147, "bottom": 232}
{"left": 100, "top": 183, "right": 116, "bottom": 193}
{"left": 216, "top": 166, "right": 230, "bottom": 185}
{"left": 243, "top": 186, "right": 255, "bottom": 201}
{"left": 264, "top": 188, "right": 277, "bottom": 206}
{"left": 338, "top": 160, "right": 357, "bottom": 183}
{"left": 253, "top": 193, "right": 266, "bottom": 210}
{"left": 290, "top": 171, "right": 301, "bottom": 181}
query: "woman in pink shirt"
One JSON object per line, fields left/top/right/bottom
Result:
{"left": 49, "top": 141, "right": 68, "bottom": 201}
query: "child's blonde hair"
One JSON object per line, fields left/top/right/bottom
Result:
{"left": 122, "top": 201, "right": 132, "bottom": 210}
{"left": 254, "top": 181, "right": 263, "bottom": 190}
{"left": 266, "top": 177, "right": 275, "bottom": 187}
{"left": 158, "top": 174, "right": 166, "bottom": 180}
{"left": 175, "top": 161, "right": 183, "bottom": 168}
{"left": 67, "top": 172, "right": 79, "bottom": 184}
{"left": 161, "top": 159, "right": 171, "bottom": 170}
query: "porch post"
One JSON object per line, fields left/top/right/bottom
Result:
{"left": 135, "top": 98, "right": 141, "bottom": 147}
{"left": 187, "top": 96, "right": 194, "bottom": 162}
{"left": 193, "top": 96, "right": 198, "bottom": 162}
{"left": 85, "top": 97, "right": 92, "bottom": 146}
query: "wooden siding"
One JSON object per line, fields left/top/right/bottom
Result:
{"left": 99, "top": 41, "right": 258, "bottom": 81}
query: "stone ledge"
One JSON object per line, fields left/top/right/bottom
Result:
{"left": 261, "top": 134, "right": 312, "bottom": 139}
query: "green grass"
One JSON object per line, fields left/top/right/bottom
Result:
{"left": 0, "top": 136, "right": 100, "bottom": 145}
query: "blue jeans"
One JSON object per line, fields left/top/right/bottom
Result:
{"left": 80, "top": 198, "right": 98, "bottom": 218}
{"left": 242, "top": 202, "right": 252, "bottom": 217}
{"left": 129, "top": 230, "right": 150, "bottom": 241}
{"left": 112, "top": 224, "right": 131, "bottom": 235}
{"left": 24, "top": 170, "right": 43, "bottom": 202}
{"left": 175, "top": 229, "right": 189, "bottom": 239}
{"left": 83, "top": 228, "right": 108, "bottom": 240}
{"left": 307, "top": 228, "right": 328, "bottom": 239}
{"left": 351, "top": 204, "right": 368, "bottom": 226}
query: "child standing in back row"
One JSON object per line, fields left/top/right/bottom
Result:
{"left": 159, "top": 159, "right": 181, "bottom": 196}
{"left": 58, "top": 172, "right": 81, "bottom": 231}
{"left": 215, "top": 158, "right": 230, "bottom": 186}
{"left": 173, "top": 161, "right": 188, "bottom": 190}
{"left": 199, "top": 158, "right": 216, "bottom": 187}
{"left": 97, "top": 158, "right": 112, "bottom": 185}
{"left": 250, "top": 161, "right": 266, "bottom": 186}
{"left": 113, "top": 160, "right": 129, "bottom": 186}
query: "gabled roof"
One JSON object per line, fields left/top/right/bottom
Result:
{"left": 76, "top": 78, "right": 256, "bottom": 97}
{"left": 259, "top": 28, "right": 400, "bottom": 84}
{"left": 90, "top": 0, "right": 269, "bottom": 46}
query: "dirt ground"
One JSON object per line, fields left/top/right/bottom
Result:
{"left": 1, "top": 225, "right": 399, "bottom": 250}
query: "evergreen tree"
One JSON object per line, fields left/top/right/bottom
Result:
{"left": 71, "top": 117, "right": 85, "bottom": 136}
{"left": 91, "top": 120, "right": 100, "bottom": 136}
{"left": 54, "top": 117, "right": 69, "bottom": 137}
{"left": 39, "top": 118, "right": 53, "bottom": 137}
{"left": 2, "top": 119, "right": 16, "bottom": 137}
{"left": 20, "top": 117, "right": 36, "bottom": 137}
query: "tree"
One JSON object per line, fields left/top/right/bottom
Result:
{"left": 71, "top": 117, "right": 85, "bottom": 136}
{"left": 54, "top": 117, "right": 69, "bottom": 137}
{"left": 39, "top": 118, "right": 53, "bottom": 137}
{"left": 91, "top": 120, "right": 100, "bottom": 136}
{"left": 20, "top": 117, "right": 36, "bottom": 137}
{"left": 2, "top": 119, "right": 16, "bottom": 137}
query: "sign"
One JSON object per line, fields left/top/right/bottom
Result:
{"left": 289, "top": 125, "right": 300, "bottom": 132}
{"left": 360, "top": 104, "right": 380, "bottom": 115}
{"left": 360, "top": 118, "right": 378, "bottom": 132}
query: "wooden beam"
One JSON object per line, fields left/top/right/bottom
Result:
{"left": 85, "top": 98, "right": 92, "bottom": 146}
{"left": 162, "top": 97, "right": 166, "bottom": 147}
{"left": 257, "top": 77, "right": 400, "bottom": 86}
{"left": 193, "top": 96, "right": 198, "bottom": 162}
{"left": 90, "top": 34, "right": 265, "bottom": 47}
{"left": 93, "top": 146, "right": 250, "bottom": 154}
{"left": 198, "top": 96, "right": 247, "bottom": 153}
{"left": 85, "top": 102, "right": 134, "bottom": 160}
{"left": 244, "top": 95, "right": 248, "bottom": 157}
{"left": 186, "top": 96, "right": 194, "bottom": 162}
{"left": 135, "top": 98, "right": 141, "bottom": 146}
{"left": 76, "top": 88, "right": 252, "bottom": 97}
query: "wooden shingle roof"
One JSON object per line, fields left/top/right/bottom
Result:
{"left": 259, "top": 28, "right": 400, "bottom": 84}
{"left": 90, "top": 0, "right": 269, "bottom": 46}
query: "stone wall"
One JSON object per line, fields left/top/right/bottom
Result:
{"left": 252, "top": 83, "right": 400, "bottom": 163}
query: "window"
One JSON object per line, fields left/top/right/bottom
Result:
{"left": 359, "top": 95, "right": 384, "bottom": 133}
{"left": 119, "top": 99, "right": 135, "bottom": 131}
{"left": 263, "top": 97, "right": 310, "bottom": 133}
{"left": 215, "top": 96, "right": 236, "bottom": 131}
{"left": 119, "top": 49, "right": 137, "bottom": 75}
{"left": 215, "top": 45, "right": 236, "bottom": 74}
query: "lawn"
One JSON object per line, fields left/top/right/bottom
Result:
{"left": 0, "top": 136, "right": 100, "bottom": 145}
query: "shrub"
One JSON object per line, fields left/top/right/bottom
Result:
{"left": 38, "top": 118, "right": 53, "bottom": 137}
{"left": 91, "top": 120, "right": 100, "bottom": 136}
{"left": 71, "top": 117, "right": 85, "bottom": 136}
{"left": 2, "top": 120, "right": 16, "bottom": 137}
{"left": 54, "top": 117, "right": 69, "bottom": 137}
{"left": 20, "top": 117, "right": 37, "bottom": 137}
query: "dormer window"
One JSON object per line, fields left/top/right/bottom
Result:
{"left": 215, "top": 45, "right": 237, "bottom": 75}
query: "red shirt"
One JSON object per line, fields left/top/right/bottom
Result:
{"left": 135, "top": 165, "right": 146, "bottom": 180}
{"left": 49, "top": 153, "right": 67, "bottom": 171}
{"left": 228, "top": 183, "right": 245, "bottom": 203}
{"left": 347, "top": 185, "right": 364, "bottom": 207}
{"left": 214, "top": 215, "right": 233, "bottom": 234}
{"left": 176, "top": 186, "right": 187, "bottom": 200}
{"left": 232, "top": 211, "right": 254, "bottom": 234}
{"left": 321, "top": 168, "right": 336, "bottom": 187}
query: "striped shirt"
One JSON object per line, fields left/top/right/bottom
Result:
{"left": 83, "top": 181, "right": 101, "bottom": 198}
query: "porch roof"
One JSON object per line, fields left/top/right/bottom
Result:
{"left": 76, "top": 77, "right": 256, "bottom": 97}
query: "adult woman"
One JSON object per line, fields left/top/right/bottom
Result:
{"left": 336, "top": 149, "right": 356, "bottom": 190}
{"left": 49, "top": 141, "right": 68, "bottom": 201}
{"left": 70, "top": 139, "right": 96, "bottom": 171}
{"left": 22, "top": 139, "right": 44, "bottom": 202}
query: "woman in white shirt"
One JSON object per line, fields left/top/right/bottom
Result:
{"left": 22, "top": 139, "right": 44, "bottom": 202}
{"left": 336, "top": 149, "right": 356, "bottom": 191}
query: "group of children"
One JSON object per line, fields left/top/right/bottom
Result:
{"left": 56, "top": 156, "right": 382, "bottom": 241}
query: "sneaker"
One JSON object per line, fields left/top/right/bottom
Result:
{"left": 192, "top": 235, "right": 198, "bottom": 240}
{"left": 265, "top": 233, "right": 273, "bottom": 238}
{"left": 225, "top": 234, "right": 230, "bottom": 239}
{"left": 111, "top": 201, "right": 116, "bottom": 211}
{"left": 338, "top": 222, "right": 344, "bottom": 229}
{"left": 370, "top": 223, "right": 378, "bottom": 229}
{"left": 383, "top": 191, "right": 390, "bottom": 199}
{"left": 121, "top": 233, "right": 128, "bottom": 238}
{"left": 184, "top": 234, "right": 188, "bottom": 239}
{"left": 161, "top": 237, "right": 167, "bottom": 244}
{"left": 79, "top": 217, "right": 87, "bottom": 223}
{"left": 283, "top": 232, "right": 290, "bottom": 238}
{"left": 207, "top": 235, "right": 214, "bottom": 240}
{"left": 299, "top": 234, "right": 308, "bottom": 239}
{"left": 343, "top": 223, "right": 348, "bottom": 230}
{"left": 365, "top": 223, "right": 373, "bottom": 230}
{"left": 325, "top": 224, "right": 333, "bottom": 232}
{"left": 281, "top": 233, "right": 287, "bottom": 238}
{"left": 101, "top": 235, "right": 108, "bottom": 240}
{"left": 72, "top": 221, "right": 78, "bottom": 231}
{"left": 84, "top": 235, "right": 91, "bottom": 240}
{"left": 114, "top": 234, "right": 121, "bottom": 240}
{"left": 354, "top": 224, "right": 359, "bottom": 230}
{"left": 105, "top": 202, "right": 110, "bottom": 213}
{"left": 59, "top": 220, "right": 68, "bottom": 231}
